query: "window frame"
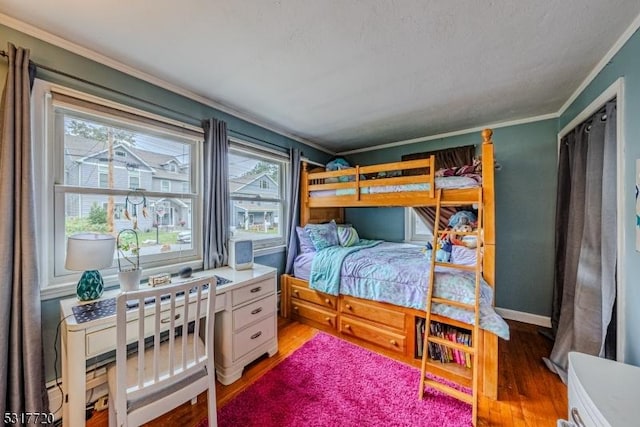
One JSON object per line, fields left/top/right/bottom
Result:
{"left": 33, "top": 80, "right": 205, "bottom": 298}
{"left": 228, "top": 139, "right": 289, "bottom": 251}
{"left": 404, "top": 207, "right": 434, "bottom": 243}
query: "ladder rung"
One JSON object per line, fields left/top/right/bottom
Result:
{"left": 427, "top": 336, "right": 476, "bottom": 354}
{"left": 434, "top": 262, "right": 477, "bottom": 271}
{"left": 422, "top": 378, "right": 473, "bottom": 404}
{"left": 431, "top": 297, "right": 476, "bottom": 311}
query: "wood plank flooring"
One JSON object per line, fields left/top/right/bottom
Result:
{"left": 87, "top": 318, "right": 566, "bottom": 427}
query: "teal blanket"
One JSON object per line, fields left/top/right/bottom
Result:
{"left": 309, "top": 239, "right": 383, "bottom": 295}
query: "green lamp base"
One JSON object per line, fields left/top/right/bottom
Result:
{"left": 76, "top": 270, "right": 105, "bottom": 301}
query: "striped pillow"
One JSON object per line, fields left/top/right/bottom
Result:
{"left": 337, "top": 226, "right": 360, "bottom": 247}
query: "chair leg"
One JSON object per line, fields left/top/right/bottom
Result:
{"left": 207, "top": 387, "right": 218, "bottom": 427}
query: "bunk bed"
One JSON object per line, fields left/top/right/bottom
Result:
{"left": 281, "top": 128, "right": 501, "bottom": 400}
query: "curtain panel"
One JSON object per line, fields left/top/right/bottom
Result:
{"left": 202, "top": 118, "right": 229, "bottom": 269}
{"left": 0, "top": 43, "right": 49, "bottom": 422}
{"left": 284, "top": 148, "right": 301, "bottom": 274}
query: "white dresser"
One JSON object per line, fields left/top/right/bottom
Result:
{"left": 563, "top": 351, "right": 640, "bottom": 426}
{"left": 213, "top": 264, "right": 278, "bottom": 385}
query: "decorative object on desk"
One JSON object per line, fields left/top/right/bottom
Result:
{"left": 117, "top": 229, "right": 141, "bottom": 292}
{"left": 148, "top": 273, "right": 171, "bottom": 287}
{"left": 66, "top": 233, "right": 116, "bottom": 301}
{"left": 228, "top": 238, "right": 253, "bottom": 270}
{"left": 123, "top": 190, "right": 148, "bottom": 230}
{"left": 208, "top": 333, "right": 470, "bottom": 427}
{"left": 178, "top": 266, "right": 193, "bottom": 278}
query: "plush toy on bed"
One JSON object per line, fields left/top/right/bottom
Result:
{"left": 448, "top": 210, "right": 478, "bottom": 249}
{"left": 422, "top": 238, "right": 452, "bottom": 263}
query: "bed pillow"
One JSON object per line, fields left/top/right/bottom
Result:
{"left": 451, "top": 245, "right": 477, "bottom": 266}
{"left": 296, "top": 226, "right": 316, "bottom": 253}
{"left": 337, "top": 225, "right": 360, "bottom": 247}
{"left": 304, "top": 220, "right": 339, "bottom": 251}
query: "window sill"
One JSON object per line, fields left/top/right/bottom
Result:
{"left": 40, "top": 259, "right": 203, "bottom": 301}
{"left": 254, "top": 245, "right": 286, "bottom": 257}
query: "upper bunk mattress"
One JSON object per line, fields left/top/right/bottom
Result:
{"left": 309, "top": 175, "right": 480, "bottom": 198}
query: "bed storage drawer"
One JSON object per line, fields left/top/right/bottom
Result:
{"left": 340, "top": 315, "right": 406, "bottom": 354}
{"left": 291, "top": 300, "right": 337, "bottom": 330}
{"left": 341, "top": 296, "right": 405, "bottom": 331}
{"left": 291, "top": 284, "right": 337, "bottom": 310}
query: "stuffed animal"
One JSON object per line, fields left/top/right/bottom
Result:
{"left": 435, "top": 238, "right": 452, "bottom": 262}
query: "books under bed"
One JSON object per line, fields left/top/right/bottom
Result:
{"left": 281, "top": 128, "right": 504, "bottom": 400}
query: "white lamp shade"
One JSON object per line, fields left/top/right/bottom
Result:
{"left": 65, "top": 233, "right": 116, "bottom": 271}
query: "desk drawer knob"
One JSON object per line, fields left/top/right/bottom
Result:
{"left": 251, "top": 307, "right": 263, "bottom": 315}
{"left": 250, "top": 331, "right": 262, "bottom": 340}
{"left": 161, "top": 314, "right": 180, "bottom": 323}
{"left": 250, "top": 286, "right": 262, "bottom": 293}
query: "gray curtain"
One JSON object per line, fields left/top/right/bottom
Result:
{"left": 544, "top": 101, "right": 617, "bottom": 382}
{"left": 284, "top": 148, "right": 301, "bottom": 274}
{"left": 202, "top": 118, "right": 229, "bottom": 269}
{"left": 0, "top": 44, "right": 50, "bottom": 422}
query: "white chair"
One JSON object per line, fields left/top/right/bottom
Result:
{"left": 107, "top": 277, "right": 217, "bottom": 427}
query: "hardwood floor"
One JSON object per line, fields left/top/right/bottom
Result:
{"left": 86, "top": 318, "right": 566, "bottom": 427}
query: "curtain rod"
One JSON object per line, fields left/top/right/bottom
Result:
{"left": 0, "top": 48, "right": 297, "bottom": 154}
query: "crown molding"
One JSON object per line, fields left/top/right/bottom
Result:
{"left": 337, "top": 112, "right": 558, "bottom": 155}
{"left": 0, "top": 13, "right": 333, "bottom": 155}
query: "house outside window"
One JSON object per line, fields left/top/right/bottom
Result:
{"left": 33, "top": 80, "right": 203, "bottom": 291}
{"left": 160, "top": 180, "right": 170, "bottom": 192}
{"left": 228, "top": 142, "right": 288, "bottom": 250}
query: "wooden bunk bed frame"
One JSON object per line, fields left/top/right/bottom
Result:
{"left": 281, "top": 128, "right": 498, "bottom": 400}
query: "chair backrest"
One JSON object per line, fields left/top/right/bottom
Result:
{"left": 114, "top": 277, "right": 215, "bottom": 411}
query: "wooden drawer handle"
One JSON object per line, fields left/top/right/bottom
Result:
{"left": 161, "top": 314, "right": 180, "bottom": 323}
{"left": 345, "top": 304, "right": 352, "bottom": 310}
{"left": 390, "top": 339, "right": 397, "bottom": 346}
{"left": 250, "top": 331, "right": 262, "bottom": 340}
{"left": 324, "top": 317, "right": 331, "bottom": 322}
{"left": 251, "top": 307, "right": 263, "bottom": 315}
{"left": 293, "top": 289, "right": 299, "bottom": 295}
{"left": 250, "top": 286, "right": 262, "bottom": 293}
{"left": 293, "top": 306, "right": 299, "bottom": 311}
{"left": 324, "top": 298, "right": 331, "bottom": 304}
{"left": 344, "top": 324, "right": 351, "bottom": 329}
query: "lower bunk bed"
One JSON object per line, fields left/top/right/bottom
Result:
{"left": 281, "top": 239, "right": 508, "bottom": 400}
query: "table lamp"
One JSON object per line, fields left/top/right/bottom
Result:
{"left": 66, "top": 233, "right": 116, "bottom": 301}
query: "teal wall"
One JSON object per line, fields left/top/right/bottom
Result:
{"left": 0, "top": 23, "right": 330, "bottom": 382}
{"left": 345, "top": 120, "right": 559, "bottom": 316}
{"left": 558, "top": 29, "right": 640, "bottom": 366}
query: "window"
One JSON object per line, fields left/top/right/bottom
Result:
{"left": 228, "top": 143, "right": 287, "bottom": 250}
{"left": 405, "top": 208, "right": 433, "bottom": 243}
{"left": 98, "top": 166, "right": 108, "bottom": 188}
{"left": 160, "top": 180, "right": 170, "bottom": 192}
{"left": 33, "top": 81, "right": 203, "bottom": 289}
{"left": 128, "top": 170, "right": 140, "bottom": 190}
{"left": 182, "top": 182, "right": 190, "bottom": 193}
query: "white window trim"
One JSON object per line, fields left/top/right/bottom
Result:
{"left": 32, "top": 79, "right": 205, "bottom": 299}
{"left": 160, "top": 179, "right": 171, "bottom": 192}
{"left": 404, "top": 207, "right": 433, "bottom": 244}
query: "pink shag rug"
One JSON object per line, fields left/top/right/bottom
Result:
{"left": 203, "top": 332, "right": 471, "bottom": 427}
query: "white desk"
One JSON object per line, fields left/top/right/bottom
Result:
{"left": 59, "top": 264, "right": 278, "bottom": 427}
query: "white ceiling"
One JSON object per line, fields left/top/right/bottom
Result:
{"left": 1, "top": 1, "right": 639, "bottom": 152}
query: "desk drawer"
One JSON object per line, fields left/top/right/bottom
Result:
{"left": 232, "top": 278, "right": 275, "bottom": 306}
{"left": 233, "top": 294, "right": 276, "bottom": 331}
{"left": 233, "top": 316, "right": 275, "bottom": 360}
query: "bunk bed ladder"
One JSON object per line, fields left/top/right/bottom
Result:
{"left": 418, "top": 187, "right": 483, "bottom": 426}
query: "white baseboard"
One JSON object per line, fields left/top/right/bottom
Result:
{"left": 46, "top": 368, "right": 110, "bottom": 422}
{"left": 495, "top": 307, "right": 552, "bottom": 328}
